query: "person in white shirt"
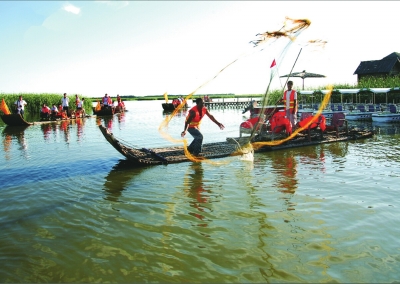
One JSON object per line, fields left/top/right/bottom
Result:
{"left": 61, "top": 93, "right": 70, "bottom": 113}
{"left": 14, "top": 95, "right": 27, "bottom": 118}
{"left": 50, "top": 104, "right": 58, "bottom": 119}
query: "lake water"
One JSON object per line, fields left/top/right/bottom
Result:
{"left": 1, "top": 100, "right": 399, "bottom": 283}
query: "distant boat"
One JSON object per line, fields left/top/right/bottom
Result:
{"left": 162, "top": 99, "right": 188, "bottom": 111}
{"left": 92, "top": 105, "right": 126, "bottom": 116}
{"left": 372, "top": 105, "right": 400, "bottom": 123}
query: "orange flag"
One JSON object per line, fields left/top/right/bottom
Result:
{"left": 163, "top": 92, "right": 168, "bottom": 103}
{"left": 95, "top": 101, "right": 101, "bottom": 112}
{"left": 0, "top": 98, "right": 11, "bottom": 115}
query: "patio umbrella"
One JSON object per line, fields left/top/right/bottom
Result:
{"left": 280, "top": 70, "right": 326, "bottom": 90}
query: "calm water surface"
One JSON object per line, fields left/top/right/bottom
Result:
{"left": 1, "top": 101, "right": 400, "bottom": 283}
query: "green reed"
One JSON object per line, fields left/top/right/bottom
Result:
{"left": 1, "top": 93, "right": 93, "bottom": 114}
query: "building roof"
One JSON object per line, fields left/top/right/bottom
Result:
{"left": 353, "top": 52, "right": 400, "bottom": 75}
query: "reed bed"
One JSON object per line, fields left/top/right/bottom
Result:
{"left": 1, "top": 93, "right": 93, "bottom": 114}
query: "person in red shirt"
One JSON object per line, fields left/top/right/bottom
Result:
{"left": 40, "top": 103, "right": 51, "bottom": 120}
{"left": 181, "top": 98, "right": 224, "bottom": 156}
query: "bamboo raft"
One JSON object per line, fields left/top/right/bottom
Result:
{"left": 98, "top": 125, "right": 375, "bottom": 166}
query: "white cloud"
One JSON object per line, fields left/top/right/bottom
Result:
{"left": 63, "top": 3, "right": 80, "bottom": 15}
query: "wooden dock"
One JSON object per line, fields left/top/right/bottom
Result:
{"left": 203, "top": 99, "right": 260, "bottom": 109}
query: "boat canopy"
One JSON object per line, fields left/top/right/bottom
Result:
{"left": 336, "top": 89, "right": 360, "bottom": 94}
{"left": 298, "top": 87, "right": 399, "bottom": 95}
{"left": 368, "top": 88, "right": 391, "bottom": 94}
{"left": 298, "top": 90, "right": 315, "bottom": 95}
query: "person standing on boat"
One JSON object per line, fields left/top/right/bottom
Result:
{"left": 116, "top": 95, "right": 125, "bottom": 110}
{"left": 181, "top": 98, "right": 224, "bottom": 156}
{"left": 102, "top": 94, "right": 110, "bottom": 109}
{"left": 76, "top": 97, "right": 85, "bottom": 116}
{"left": 14, "top": 95, "right": 27, "bottom": 118}
{"left": 277, "top": 80, "right": 298, "bottom": 127}
{"left": 61, "top": 93, "right": 70, "bottom": 113}
{"left": 75, "top": 94, "right": 81, "bottom": 109}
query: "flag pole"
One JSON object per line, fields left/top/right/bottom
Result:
{"left": 282, "top": 47, "right": 302, "bottom": 91}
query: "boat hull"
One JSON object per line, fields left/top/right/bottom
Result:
{"left": 345, "top": 112, "right": 372, "bottom": 121}
{"left": 99, "top": 125, "right": 375, "bottom": 167}
{"left": 162, "top": 103, "right": 187, "bottom": 111}
{"left": 1, "top": 113, "right": 93, "bottom": 127}
{"left": 1, "top": 114, "right": 33, "bottom": 126}
{"left": 372, "top": 113, "right": 400, "bottom": 123}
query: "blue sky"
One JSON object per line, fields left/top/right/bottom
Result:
{"left": 0, "top": 1, "right": 399, "bottom": 97}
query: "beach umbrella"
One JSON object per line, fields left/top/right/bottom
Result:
{"left": 280, "top": 70, "right": 326, "bottom": 90}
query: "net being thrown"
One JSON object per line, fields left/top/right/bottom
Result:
{"left": 159, "top": 17, "right": 315, "bottom": 163}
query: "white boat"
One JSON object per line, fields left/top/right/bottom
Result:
{"left": 312, "top": 110, "right": 347, "bottom": 119}
{"left": 346, "top": 112, "right": 372, "bottom": 120}
{"left": 344, "top": 105, "right": 373, "bottom": 120}
{"left": 372, "top": 105, "right": 400, "bottom": 122}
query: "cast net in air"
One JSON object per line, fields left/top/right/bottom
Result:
{"left": 159, "top": 17, "right": 331, "bottom": 163}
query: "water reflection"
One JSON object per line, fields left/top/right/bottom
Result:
{"left": 298, "top": 146, "right": 327, "bottom": 173}
{"left": 183, "top": 163, "right": 210, "bottom": 227}
{"left": 41, "top": 123, "right": 52, "bottom": 141}
{"left": 103, "top": 159, "right": 147, "bottom": 203}
{"left": 97, "top": 116, "right": 114, "bottom": 130}
{"left": 75, "top": 118, "right": 84, "bottom": 142}
{"left": 162, "top": 109, "right": 187, "bottom": 118}
{"left": 60, "top": 120, "right": 70, "bottom": 144}
{"left": 2, "top": 126, "right": 29, "bottom": 160}
{"left": 117, "top": 112, "right": 125, "bottom": 125}
{"left": 271, "top": 151, "right": 298, "bottom": 195}
{"left": 373, "top": 122, "right": 400, "bottom": 135}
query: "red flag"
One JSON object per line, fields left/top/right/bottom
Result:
{"left": 270, "top": 59, "right": 276, "bottom": 68}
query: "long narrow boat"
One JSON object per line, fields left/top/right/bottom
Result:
{"left": 1, "top": 113, "right": 93, "bottom": 127}
{"left": 92, "top": 106, "right": 126, "bottom": 116}
{"left": 162, "top": 102, "right": 188, "bottom": 111}
{"left": 98, "top": 125, "right": 375, "bottom": 166}
{"left": 0, "top": 114, "right": 33, "bottom": 126}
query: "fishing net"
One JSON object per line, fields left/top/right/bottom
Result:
{"left": 159, "top": 17, "right": 331, "bottom": 163}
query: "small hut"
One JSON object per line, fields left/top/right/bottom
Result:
{"left": 353, "top": 52, "right": 400, "bottom": 82}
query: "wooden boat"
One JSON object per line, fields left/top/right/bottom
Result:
{"left": 162, "top": 99, "right": 188, "bottom": 111}
{"left": 98, "top": 124, "right": 375, "bottom": 167}
{"left": 92, "top": 106, "right": 126, "bottom": 116}
{"left": 0, "top": 114, "right": 33, "bottom": 126}
{"left": 93, "top": 106, "right": 115, "bottom": 116}
{"left": 1, "top": 112, "right": 92, "bottom": 127}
